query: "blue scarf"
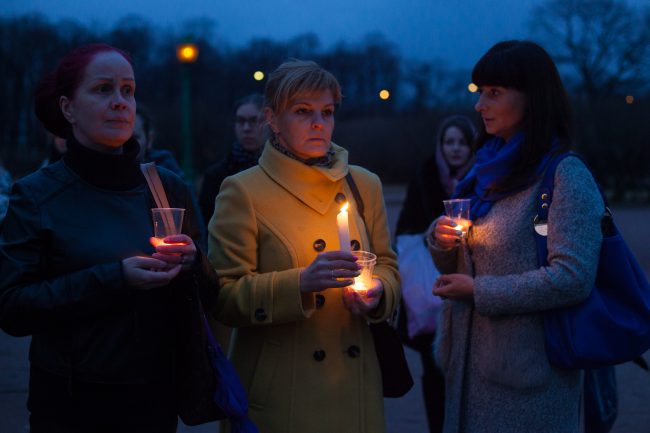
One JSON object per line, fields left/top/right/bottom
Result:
{"left": 453, "top": 132, "right": 555, "bottom": 219}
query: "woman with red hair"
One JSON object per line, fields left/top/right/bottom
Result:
{"left": 0, "top": 44, "right": 216, "bottom": 433}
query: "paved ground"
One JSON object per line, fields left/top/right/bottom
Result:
{"left": 1, "top": 185, "right": 649, "bottom": 433}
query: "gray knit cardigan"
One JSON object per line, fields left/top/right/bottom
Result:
{"left": 430, "top": 157, "right": 604, "bottom": 433}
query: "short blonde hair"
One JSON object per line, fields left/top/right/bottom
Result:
{"left": 264, "top": 59, "right": 342, "bottom": 113}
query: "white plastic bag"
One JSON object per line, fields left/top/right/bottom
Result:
{"left": 396, "top": 233, "right": 443, "bottom": 339}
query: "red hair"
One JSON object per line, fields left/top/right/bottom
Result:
{"left": 34, "top": 44, "right": 132, "bottom": 138}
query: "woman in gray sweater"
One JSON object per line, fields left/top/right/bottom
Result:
{"left": 428, "top": 40, "right": 603, "bottom": 433}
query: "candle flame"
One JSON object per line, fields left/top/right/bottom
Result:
{"left": 340, "top": 202, "right": 349, "bottom": 212}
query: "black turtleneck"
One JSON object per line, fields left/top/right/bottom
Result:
{"left": 63, "top": 136, "right": 144, "bottom": 191}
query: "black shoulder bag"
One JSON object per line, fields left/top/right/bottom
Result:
{"left": 345, "top": 173, "right": 414, "bottom": 398}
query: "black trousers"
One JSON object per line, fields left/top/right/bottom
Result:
{"left": 28, "top": 366, "right": 178, "bottom": 433}
{"left": 398, "top": 304, "right": 445, "bottom": 433}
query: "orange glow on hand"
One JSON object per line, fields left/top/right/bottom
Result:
{"left": 150, "top": 237, "right": 186, "bottom": 248}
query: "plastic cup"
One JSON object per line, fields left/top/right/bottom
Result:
{"left": 351, "top": 251, "right": 377, "bottom": 295}
{"left": 151, "top": 208, "right": 185, "bottom": 241}
{"left": 443, "top": 198, "right": 471, "bottom": 237}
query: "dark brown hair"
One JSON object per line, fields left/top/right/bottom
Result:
{"left": 471, "top": 40, "right": 572, "bottom": 192}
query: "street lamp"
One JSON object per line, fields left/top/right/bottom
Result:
{"left": 176, "top": 43, "right": 199, "bottom": 179}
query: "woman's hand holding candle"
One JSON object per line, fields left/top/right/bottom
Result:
{"left": 122, "top": 256, "right": 182, "bottom": 289}
{"left": 429, "top": 216, "right": 472, "bottom": 249}
{"left": 299, "top": 251, "right": 361, "bottom": 293}
{"left": 342, "top": 278, "right": 384, "bottom": 315}
{"left": 150, "top": 234, "right": 196, "bottom": 270}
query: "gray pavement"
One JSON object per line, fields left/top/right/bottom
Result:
{"left": 1, "top": 186, "right": 649, "bottom": 433}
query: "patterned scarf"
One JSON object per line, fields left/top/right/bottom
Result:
{"left": 270, "top": 135, "right": 334, "bottom": 167}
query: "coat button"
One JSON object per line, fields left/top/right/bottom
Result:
{"left": 335, "top": 193, "right": 347, "bottom": 204}
{"left": 313, "top": 350, "right": 326, "bottom": 362}
{"left": 350, "top": 239, "right": 360, "bottom": 251}
{"left": 346, "top": 345, "right": 360, "bottom": 358}
{"left": 254, "top": 308, "right": 267, "bottom": 322}
{"left": 315, "top": 294, "right": 325, "bottom": 308}
{"left": 313, "top": 239, "right": 326, "bottom": 252}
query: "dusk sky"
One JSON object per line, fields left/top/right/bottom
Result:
{"left": 3, "top": 0, "right": 647, "bottom": 69}
{"left": 4, "top": 0, "right": 541, "bottom": 69}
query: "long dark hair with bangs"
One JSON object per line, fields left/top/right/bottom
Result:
{"left": 471, "top": 40, "right": 572, "bottom": 193}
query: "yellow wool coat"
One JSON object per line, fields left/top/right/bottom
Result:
{"left": 208, "top": 142, "right": 400, "bottom": 433}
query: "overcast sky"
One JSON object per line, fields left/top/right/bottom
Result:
{"left": 3, "top": 0, "right": 646, "bottom": 69}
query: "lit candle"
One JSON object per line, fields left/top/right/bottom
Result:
{"left": 337, "top": 202, "right": 351, "bottom": 252}
{"left": 351, "top": 279, "right": 368, "bottom": 296}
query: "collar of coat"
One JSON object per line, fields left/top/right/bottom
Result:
{"left": 259, "top": 140, "right": 349, "bottom": 215}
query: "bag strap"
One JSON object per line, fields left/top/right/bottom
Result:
{"left": 141, "top": 162, "right": 176, "bottom": 233}
{"left": 141, "top": 162, "right": 171, "bottom": 208}
{"left": 534, "top": 152, "right": 612, "bottom": 267}
{"left": 535, "top": 152, "right": 608, "bottom": 223}
{"left": 345, "top": 172, "right": 366, "bottom": 227}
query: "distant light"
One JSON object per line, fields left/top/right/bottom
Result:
{"left": 177, "top": 44, "right": 199, "bottom": 63}
{"left": 253, "top": 71, "right": 265, "bottom": 81}
{"left": 468, "top": 83, "right": 478, "bottom": 93}
{"left": 379, "top": 89, "right": 390, "bottom": 100}
{"left": 625, "top": 95, "right": 634, "bottom": 104}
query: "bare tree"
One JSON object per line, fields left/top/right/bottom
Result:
{"left": 530, "top": 0, "right": 650, "bottom": 99}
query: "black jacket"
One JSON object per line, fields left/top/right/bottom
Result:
{"left": 0, "top": 139, "right": 217, "bottom": 384}
{"left": 198, "top": 146, "right": 260, "bottom": 225}
{"left": 395, "top": 155, "right": 448, "bottom": 235}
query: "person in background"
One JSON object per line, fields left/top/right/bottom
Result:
{"left": 198, "top": 93, "right": 266, "bottom": 225}
{"left": 208, "top": 60, "right": 400, "bottom": 433}
{"left": 134, "top": 105, "right": 185, "bottom": 178}
{"left": 428, "top": 40, "right": 603, "bottom": 433}
{"left": 396, "top": 115, "right": 476, "bottom": 235}
{"left": 40, "top": 133, "right": 68, "bottom": 167}
{"left": 394, "top": 114, "right": 475, "bottom": 433}
{"left": 0, "top": 43, "right": 217, "bottom": 433}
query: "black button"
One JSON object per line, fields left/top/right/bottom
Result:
{"left": 315, "top": 294, "right": 325, "bottom": 308}
{"left": 313, "top": 239, "right": 326, "bottom": 252}
{"left": 350, "top": 240, "right": 361, "bottom": 251}
{"left": 335, "top": 193, "right": 346, "bottom": 204}
{"left": 346, "top": 345, "right": 360, "bottom": 358}
{"left": 254, "top": 308, "right": 267, "bottom": 322}
{"left": 313, "top": 350, "right": 326, "bottom": 362}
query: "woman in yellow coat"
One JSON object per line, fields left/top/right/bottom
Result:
{"left": 208, "top": 60, "right": 400, "bottom": 433}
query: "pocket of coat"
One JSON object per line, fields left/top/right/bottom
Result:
{"left": 248, "top": 339, "right": 282, "bottom": 409}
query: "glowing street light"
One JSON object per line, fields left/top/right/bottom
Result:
{"left": 379, "top": 89, "right": 390, "bottom": 100}
{"left": 177, "top": 43, "right": 199, "bottom": 178}
{"left": 468, "top": 83, "right": 478, "bottom": 93}
{"left": 176, "top": 44, "right": 199, "bottom": 63}
{"left": 253, "top": 71, "right": 265, "bottom": 81}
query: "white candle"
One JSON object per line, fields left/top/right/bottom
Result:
{"left": 337, "top": 202, "right": 351, "bottom": 252}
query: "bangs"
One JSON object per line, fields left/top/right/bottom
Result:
{"left": 282, "top": 71, "right": 342, "bottom": 110}
{"left": 471, "top": 47, "right": 524, "bottom": 90}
